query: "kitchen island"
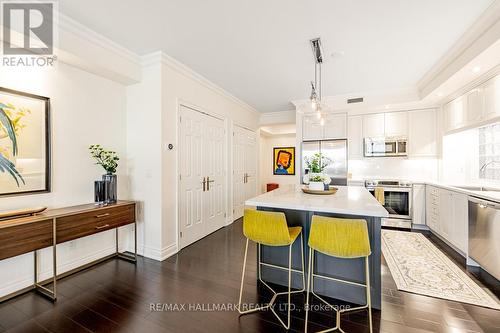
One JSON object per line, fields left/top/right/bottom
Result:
{"left": 245, "top": 185, "right": 388, "bottom": 310}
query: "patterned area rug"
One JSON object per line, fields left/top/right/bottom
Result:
{"left": 382, "top": 230, "right": 500, "bottom": 310}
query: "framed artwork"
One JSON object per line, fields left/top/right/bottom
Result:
{"left": 273, "top": 147, "right": 295, "bottom": 175}
{"left": 0, "top": 87, "right": 50, "bottom": 196}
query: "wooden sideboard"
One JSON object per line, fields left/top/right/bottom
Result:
{"left": 0, "top": 201, "right": 136, "bottom": 302}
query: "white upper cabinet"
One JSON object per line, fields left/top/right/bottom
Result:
{"left": 362, "top": 112, "right": 408, "bottom": 138}
{"left": 384, "top": 112, "right": 408, "bottom": 137}
{"left": 302, "top": 113, "right": 347, "bottom": 141}
{"left": 323, "top": 113, "right": 347, "bottom": 139}
{"left": 444, "top": 96, "right": 466, "bottom": 132}
{"left": 484, "top": 77, "right": 500, "bottom": 120}
{"left": 408, "top": 109, "right": 437, "bottom": 157}
{"left": 443, "top": 75, "right": 500, "bottom": 133}
{"left": 347, "top": 115, "right": 363, "bottom": 159}
{"left": 362, "top": 113, "right": 385, "bottom": 138}
{"left": 466, "top": 88, "right": 484, "bottom": 124}
{"left": 302, "top": 115, "right": 323, "bottom": 140}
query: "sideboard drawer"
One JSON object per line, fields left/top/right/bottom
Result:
{"left": 56, "top": 204, "right": 135, "bottom": 243}
{"left": 0, "top": 220, "right": 53, "bottom": 260}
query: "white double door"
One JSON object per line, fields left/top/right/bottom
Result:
{"left": 178, "top": 105, "right": 226, "bottom": 249}
{"left": 233, "top": 126, "right": 257, "bottom": 220}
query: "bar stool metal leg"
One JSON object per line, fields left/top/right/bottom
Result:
{"left": 238, "top": 233, "right": 306, "bottom": 330}
{"left": 305, "top": 250, "right": 373, "bottom": 333}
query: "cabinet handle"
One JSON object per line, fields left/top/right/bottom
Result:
{"left": 95, "top": 224, "right": 110, "bottom": 229}
{"left": 95, "top": 213, "right": 110, "bottom": 218}
{"left": 202, "top": 177, "right": 206, "bottom": 192}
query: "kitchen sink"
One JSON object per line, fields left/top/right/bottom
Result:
{"left": 454, "top": 185, "right": 500, "bottom": 192}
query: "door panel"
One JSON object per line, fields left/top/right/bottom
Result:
{"left": 179, "top": 105, "right": 226, "bottom": 249}
{"left": 233, "top": 126, "right": 257, "bottom": 220}
{"left": 205, "top": 117, "right": 225, "bottom": 235}
{"left": 179, "top": 106, "right": 205, "bottom": 248}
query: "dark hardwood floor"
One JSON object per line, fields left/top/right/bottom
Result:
{"left": 1, "top": 220, "right": 499, "bottom": 333}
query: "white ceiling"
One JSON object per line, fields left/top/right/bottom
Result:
{"left": 59, "top": 0, "right": 494, "bottom": 112}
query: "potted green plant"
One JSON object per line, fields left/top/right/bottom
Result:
{"left": 303, "top": 153, "right": 332, "bottom": 191}
{"left": 89, "top": 144, "right": 119, "bottom": 203}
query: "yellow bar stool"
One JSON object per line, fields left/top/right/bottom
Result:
{"left": 304, "top": 215, "right": 373, "bottom": 333}
{"left": 238, "top": 209, "right": 306, "bottom": 329}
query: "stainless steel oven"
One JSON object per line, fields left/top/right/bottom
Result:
{"left": 364, "top": 137, "right": 408, "bottom": 157}
{"left": 365, "top": 180, "right": 412, "bottom": 229}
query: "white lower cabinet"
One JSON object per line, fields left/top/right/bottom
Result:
{"left": 425, "top": 185, "right": 440, "bottom": 232}
{"left": 412, "top": 184, "right": 426, "bottom": 225}
{"left": 450, "top": 192, "right": 468, "bottom": 253}
{"left": 425, "top": 185, "right": 468, "bottom": 255}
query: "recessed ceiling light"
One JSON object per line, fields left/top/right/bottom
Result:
{"left": 437, "top": 92, "right": 444, "bottom": 97}
{"left": 384, "top": 105, "right": 390, "bottom": 109}
{"left": 472, "top": 66, "right": 481, "bottom": 73}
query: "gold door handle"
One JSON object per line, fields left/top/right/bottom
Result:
{"left": 95, "top": 213, "right": 110, "bottom": 218}
{"left": 95, "top": 224, "right": 110, "bottom": 229}
{"left": 202, "top": 177, "right": 206, "bottom": 191}
{"left": 206, "top": 176, "right": 215, "bottom": 191}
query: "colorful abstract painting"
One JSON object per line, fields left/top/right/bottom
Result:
{"left": 0, "top": 87, "right": 50, "bottom": 196}
{"left": 273, "top": 147, "right": 295, "bottom": 175}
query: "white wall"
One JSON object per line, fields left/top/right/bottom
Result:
{"left": 0, "top": 63, "right": 130, "bottom": 297}
{"left": 126, "top": 62, "right": 163, "bottom": 259}
{"left": 259, "top": 133, "right": 299, "bottom": 193}
{"left": 126, "top": 52, "right": 260, "bottom": 260}
{"left": 348, "top": 158, "right": 439, "bottom": 182}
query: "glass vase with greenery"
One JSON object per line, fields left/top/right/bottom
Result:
{"left": 89, "top": 144, "right": 119, "bottom": 174}
{"left": 304, "top": 153, "right": 331, "bottom": 173}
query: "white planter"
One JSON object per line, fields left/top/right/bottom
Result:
{"left": 309, "top": 181, "right": 324, "bottom": 191}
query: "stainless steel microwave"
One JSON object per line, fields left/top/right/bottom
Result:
{"left": 364, "top": 137, "right": 408, "bottom": 157}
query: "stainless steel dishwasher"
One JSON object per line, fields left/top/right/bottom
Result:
{"left": 468, "top": 197, "right": 500, "bottom": 280}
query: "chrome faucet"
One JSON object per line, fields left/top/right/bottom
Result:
{"left": 479, "top": 160, "right": 500, "bottom": 173}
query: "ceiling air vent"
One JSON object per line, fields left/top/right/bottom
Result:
{"left": 347, "top": 97, "right": 364, "bottom": 104}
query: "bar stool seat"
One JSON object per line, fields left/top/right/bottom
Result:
{"left": 304, "top": 215, "right": 373, "bottom": 333}
{"left": 238, "top": 209, "right": 306, "bottom": 330}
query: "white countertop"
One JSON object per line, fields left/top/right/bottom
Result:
{"left": 349, "top": 178, "right": 500, "bottom": 203}
{"left": 245, "top": 185, "right": 389, "bottom": 218}
{"left": 423, "top": 181, "right": 500, "bottom": 203}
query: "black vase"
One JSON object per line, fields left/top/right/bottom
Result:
{"left": 102, "top": 173, "right": 117, "bottom": 204}
{"left": 94, "top": 180, "right": 106, "bottom": 204}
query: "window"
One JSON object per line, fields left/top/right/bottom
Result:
{"left": 478, "top": 122, "right": 500, "bottom": 180}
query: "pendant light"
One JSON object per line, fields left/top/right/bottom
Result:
{"left": 309, "top": 38, "right": 325, "bottom": 125}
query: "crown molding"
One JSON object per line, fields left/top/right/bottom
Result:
{"left": 259, "top": 110, "right": 296, "bottom": 125}
{"left": 141, "top": 51, "right": 260, "bottom": 115}
{"left": 58, "top": 13, "right": 140, "bottom": 65}
{"left": 417, "top": 0, "right": 500, "bottom": 98}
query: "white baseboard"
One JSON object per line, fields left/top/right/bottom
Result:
{"left": 139, "top": 243, "right": 178, "bottom": 261}
{"left": 412, "top": 224, "right": 430, "bottom": 231}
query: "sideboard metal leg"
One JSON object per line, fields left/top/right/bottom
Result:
{"left": 134, "top": 220, "right": 138, "bottom": 262}
{"left": 116, "top": 222, "right": 138, "bottom": 264}
{"left": 34, "top": 218, "right": 57, "bottom": 301}
{"left": 34, "top": 250, "right": 37, "bottom": 285}
{"left": 115, "top": 227, "right": 119, "bottom": 254}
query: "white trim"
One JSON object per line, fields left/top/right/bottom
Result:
{"left": 58, "top": 13, "right": 140, "bottom": 64}
{"left": 139, "top": 243, "right": 178, "bottom": 261}
{"left": 142, "top": 52, "right": 260, "bottom": 115}
{"left": 417, "top": 1, "right": 500, "bottom": 98}
{"left": 259, "top": 110, "right": 296, "bottom": 126}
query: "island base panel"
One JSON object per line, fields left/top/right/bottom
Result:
{"left": 257, "top": 207, "right": 381, "bottom": 310}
